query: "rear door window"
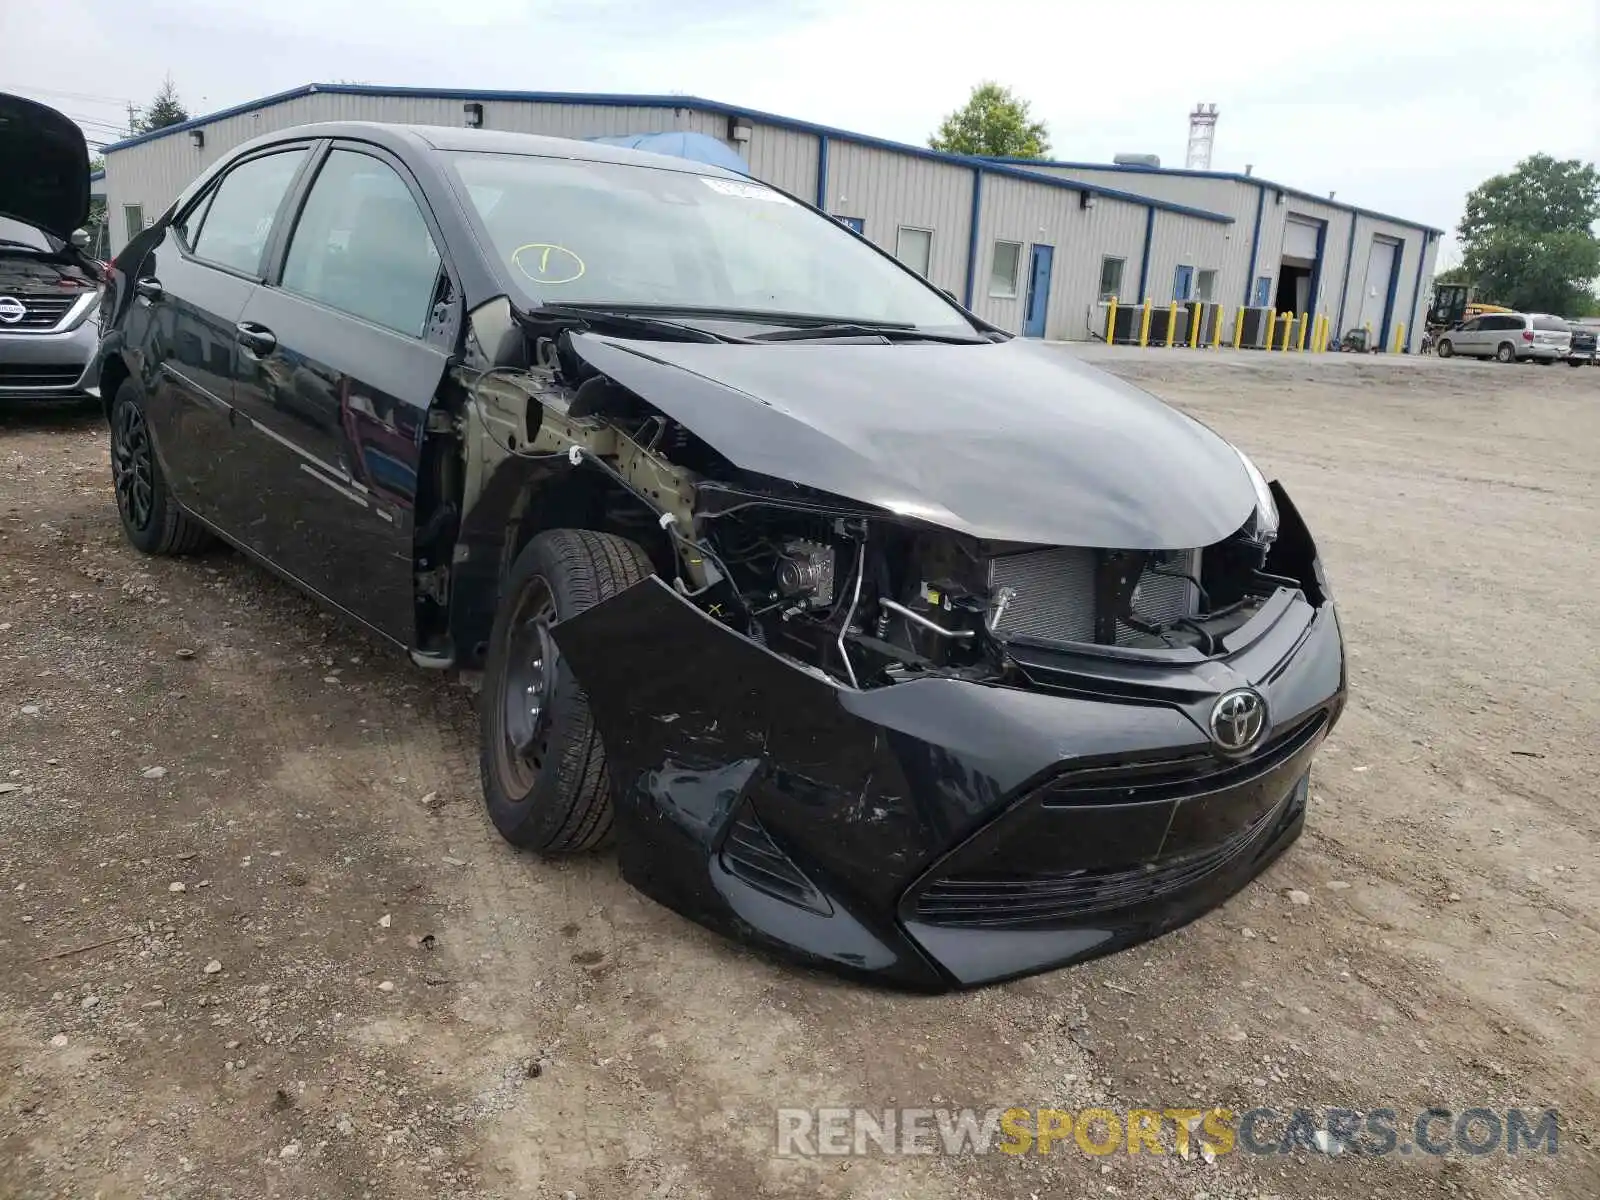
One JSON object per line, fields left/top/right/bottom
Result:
{"left": 191, "top": 150, "right": 308, "bottom": 276}
{"left": 1532, "top": 316, "right": 1568, "bottom": 332}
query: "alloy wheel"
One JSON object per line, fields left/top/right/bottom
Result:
{"left": 111, "top": 401, "right": 155, "bottom": 532}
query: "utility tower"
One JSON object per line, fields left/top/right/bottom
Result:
{"left": 1186, "top": 103, "right": 1218, "bottom": 171}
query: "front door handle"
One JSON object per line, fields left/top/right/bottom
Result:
{"left": 235, "top": 321, "right": 277, "bottom": 356}
{"left": 134, "top": 277, "right": 163, "bottom": 301}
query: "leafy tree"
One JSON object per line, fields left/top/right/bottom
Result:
{"left": 929, "top": 82, "right": 1050, "bottom": 159}
{"left": 1458, "top": 154, "right": 1600, "bottom": 316}
{"left": 134, "top": 75, "right": 189, "bottom": 133}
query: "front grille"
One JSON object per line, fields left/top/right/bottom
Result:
{"left": 987, "top": 547, "right": 1199, "bottom": 647}
{"left": 0, "top": 363, "right": 83, "bottom": 389}
{"left": 720, "top": 808, "right": 832, "bottom": 915}
{"left": 0, "top": 293, "right": 82, "bottom": 331}
{"left": 1036, "top": 710, "right": 1326, "bottom": 808}
{"left": 912, "top": 781, "right": 1303, "bottom": 927}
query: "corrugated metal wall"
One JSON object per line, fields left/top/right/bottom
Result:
{"left": 1332, "top": 217, "right": 1437, "bottom": 350}
{"left": 744, "top": 124, "right": 819, "bottom": 203}
{"left": 970, "top": 173, "right": 1146, "bottom": 340}
{"left": 1145, "top": 211, "right": 1232, "bottom": 309}
{"left": 103, "top": 92, "right": 728, "bottom": 253}
{"left": 824, "top": 142, "right": 976, "bottom": 298}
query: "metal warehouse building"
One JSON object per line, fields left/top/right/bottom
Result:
{"left": 101, "top": 83, "right": 1440, "bottom": 350}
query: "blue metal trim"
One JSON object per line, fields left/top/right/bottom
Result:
{"left": 1306, "top": 216, "right": 1328, "bottom": 323}
{"left": 1137, "top": 208, "right": 1155, "bottom": 300}
{"left": 1243, "top": 186, "right": 1265, "bottom": 305}
{"left": 1404, "top": 232, "right": 1431, "bottom": 353}
{"left": 1336, "top": 217, "right": 1359, "bottom": 335}
{"left": 815, "top": 133, "right": 829, "bottom": 211}
{"left": 100, "top": 83, "right": 1234, "bottom": 224}
{"left": 1378, "top": 237, "right": 1404, "bottom": 352}
{"left": 979, "top": 155, "right": 1444, "bottom": 236}
{"left": 963, "top": 167, "right": 983, "bottom": 309}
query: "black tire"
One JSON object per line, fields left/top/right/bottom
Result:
{"left": 1437, "top": 339, "right": 1453, "bottom": 358}
{"left": 109, "top": 379, "right": 213, "bottom": 556}
{"left": 1495, "top": 343, "right": 1515, "bottom": 364}
{"left": 479, "top": 528, "right": 653, "bottom": 853}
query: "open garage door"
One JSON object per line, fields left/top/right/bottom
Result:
{"left": 1357, "top": 236, "right": 1401, "bottom": 346}
{"left": 1275, "top": 216, "right": 1322, "bottom": 318}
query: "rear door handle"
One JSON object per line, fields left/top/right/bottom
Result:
{"left": 134, "top": 277, "right": 163, "bottom": 301}
{"left": 235, "top": 321, "right": 277, "bottom": 356}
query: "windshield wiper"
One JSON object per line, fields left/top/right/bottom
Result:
{"left": 748, "top": 323, "right": 985, "bottom": 344}
{"left": 0, "top": 238, "right": 47, "bottom": 251}
{"left": 525, "top": 303, "right": 752, "bottom": 344}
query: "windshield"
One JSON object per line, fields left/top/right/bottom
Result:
{"left": 0, "top": 216, "right": 53, "bottom": 251}
{"left": 445, "top": 151, "right": 971, "bottom": 329}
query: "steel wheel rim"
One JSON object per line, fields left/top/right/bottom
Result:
{"left": 111, "top": 401, "right": 155, "bottom": 532}
{"left": 497, "top": 576, "right": 558, "bottom": 797}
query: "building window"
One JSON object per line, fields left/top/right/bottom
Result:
{"left": 895, "top": 226, "right": 933, "bottom": 278}
{"left": 1196, "top": 269, "right": 1217, "bottom": 302}
{"left": 989, "top": 240, "right": 1021, "bottom": 298}
{"left": 123, "top": 204, "right": 144, "bottom": 244}
{"left": 835, "top": 216, "right": 864, "bottom": 234}
{"left": 1098, "top": 256, "right": 1125, "bottom": 301}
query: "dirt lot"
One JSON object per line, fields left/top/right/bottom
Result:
{"left": 1, "top": 349, "right": 1596, "bottom": 1199}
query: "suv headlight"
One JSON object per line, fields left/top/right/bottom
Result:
{"left": 1233, "top": 445, "right": 1279, "bottom": 542}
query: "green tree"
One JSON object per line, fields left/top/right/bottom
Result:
{"left": 134, "top": 75, "right": 189, "bottom": 133}
{"left": 929, "top": 82, "right": 1050, "bottom": 159}
{"left": 1458, "top": 154, "right": 1600, "bottom": 316}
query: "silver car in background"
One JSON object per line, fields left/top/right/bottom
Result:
{"left": 0, "top": 215, "right": 102, "bottom": 401}
{"left": 1436, "top": 311, "right": 1573, "bottom": 364}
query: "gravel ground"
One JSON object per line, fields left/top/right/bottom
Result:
{"left": 1, "top": 349, "right": 1596, "bottom": 1199}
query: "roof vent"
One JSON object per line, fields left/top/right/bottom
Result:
{"left": 1113, "top": 153, "right": 1161, "bottom": 168}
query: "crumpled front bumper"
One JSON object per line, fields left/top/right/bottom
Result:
{"left": 552, "top": 502, "right": 1346, "bottom": 991}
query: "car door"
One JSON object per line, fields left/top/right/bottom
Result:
{"left": 228, "top": 143, "right": 454, "bottom": 644}
{"left": 134, "top": 146, "right": 313, "bottom": 524}
{"left": 1452, "top": 317, "right": 1482, "bottom": 354}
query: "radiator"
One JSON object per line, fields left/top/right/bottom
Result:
{"left": 987, "top": 548, "right": 1200, "bottom": 646}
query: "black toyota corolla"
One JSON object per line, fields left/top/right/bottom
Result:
{"left": 77, "top": 109, "right": 1345, "bottom": 989}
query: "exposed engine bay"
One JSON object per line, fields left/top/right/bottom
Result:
{"left": 450, "top": 310, "right": 1319, "bottom": 692}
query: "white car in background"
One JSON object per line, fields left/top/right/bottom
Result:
{"left": 1436, "top": 312, "right": 1573, "bottom": 364}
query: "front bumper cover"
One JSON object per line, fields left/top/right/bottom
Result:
{"left": 552, "top": 496, "right": 1347, "bottom": 990}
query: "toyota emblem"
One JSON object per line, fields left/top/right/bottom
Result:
{"left": 1209, "top": 689, "right": 1266, "bottom": 753}
{"left": 0, "top": 296, "right": 25, "bottom": 324}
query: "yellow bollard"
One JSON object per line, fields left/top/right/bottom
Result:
{"left": 1278, "top": 311, "right": 1293, "bottom": 351}
{"left": 1189, "top": 304, "right": 1202, "bottom": 349}
{"left": 1265, "top": 311, "right": 1276, "bottom": 351}
{"left": 1394, "top": 321, "right": 1406, "bottom": 354}
{"left": 1320, "top": 315, "right": 1330, "bottom": 352}
{"left": 1213, "top": 305, "right": 1223, "bottom": 350}
{"left": 1139, "top": 299, "right": 1152, "bottom": 348}
{"left": 1364, "top": 322, "right": 1372, "bottom": 352}
{"left": 1233, "top": 306, "right": 1245, "bottom": 349}
{"left": 1106, "top": 297, "right": 1118, "bottom": 344}
{"left": 1167, "top": 302, "right": 1179, "bottom": 347}
{"left": 1297, "top": 312, "right": 1309, "bottom": 352}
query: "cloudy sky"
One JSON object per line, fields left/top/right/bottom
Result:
{"left": 4, "top": 0, "right": 1597, "bottom": 262}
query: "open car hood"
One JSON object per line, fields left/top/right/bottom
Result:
{"left": 569, "top": 333, "right": 1257, "bottom": 550}
{"left": 0, "top": 93, "right": 90, "bottom": 241}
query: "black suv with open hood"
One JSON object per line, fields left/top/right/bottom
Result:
{"left": 0, "top": 93, "right": 104, "bottom": 400}
{"left": 94, "top": 121, "right": 1345, "bottom": 988}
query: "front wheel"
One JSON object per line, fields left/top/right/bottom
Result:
{"left": 1495, "top": 343, "right": 1516, "bottom": 364}
{"left": 1437, "top": 339, "right": 1453, "bottom": 358}
{"left": 479, "top": 528, "right": 654, "bottom": 853}
{"left": 109, "top": 379, "right": 213, "bottom": 556}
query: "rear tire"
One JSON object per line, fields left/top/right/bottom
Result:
{"left": 1495, "top": 343, "right": 1515, "bottom": 364}
{"left": 109, "top": 379, "right": 213, "bottom": 556}
{"left": 479, "top": 528, "right": 653, "bottom": 853}
{"left": 1436, "top": 339, "right": 1453, "bottom": 358}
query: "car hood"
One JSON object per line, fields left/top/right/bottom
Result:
{"left": 0, "top": 93, "right": 90, "bottom": 240}
{"left": 569, "top": 333, "right": 1257, "bottom": 550}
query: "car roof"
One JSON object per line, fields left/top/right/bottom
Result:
{"left": 240, "top": 121, "right": 751, "bottom": 180}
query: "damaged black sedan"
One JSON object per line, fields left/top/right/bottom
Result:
{"left": 87, "top": 116, "right": 1346, "bottom": 989}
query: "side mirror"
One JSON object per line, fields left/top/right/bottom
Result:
{"left": 70, "top": 229, "right": 90, "bottom": 249}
